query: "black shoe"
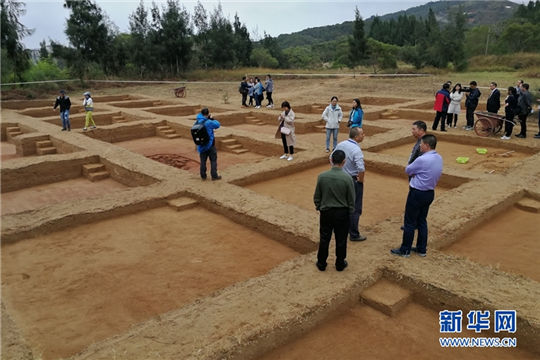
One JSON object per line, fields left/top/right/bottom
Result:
{"left": 534, "top": 134, "right": 540, "bottom": 139}
{"left": 316, "top": 262, "right": 327, "bottom": 271}
{"left": 411, "top": 247, "right": 427, "bottom": 257}
{"left": 336, "top": 260, "right": 348, "bottom": 271}
{"left": 400, "top": 225, "right": 404, "bottom": 230}
{"left": 390, "top": 248, "right": 410, "bottom": 258}
{"left": 515, "top": 134, "right": 525, "bottom": 138}
{"left": 211, "top": 175, "right": 222, "bottom": 181}
{"left": 350, "top": 234, "right": 367, "bottom": 241}
{"left": 61, "top": 128, "right": 66, "bottom": 131}
{"left": 201, "top": 176, "right": 207, "bottom": 181}
{"left": 440, "top": 129, "right": 447, "bottom": 132}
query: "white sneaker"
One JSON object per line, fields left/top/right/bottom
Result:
{"left": 91, "top": 125, "right": 97, "bottom": 129}
{"left": 255, "top": 106, "right": 260, "bottom": 109}
{"left": 280, "top": 154, "right": 288, "bottom": 159}
{"left": 266, "top": 105, "right": 271, "bottom": 108}
{"left": 287, "top": 155, "right": 293, "bottom": 161}
{"left": 500, "top": 135, "right": 510, "bottom": 140}
{"left": 83, "top": 127, "right": 87, "bottom": 131}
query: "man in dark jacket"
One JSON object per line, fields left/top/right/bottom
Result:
{"left": 515, "top": 83, "right": 533, "bottom": 138}
{"left": 464, "top": 81, "right": 481, "bottom": 131}
{"left": 432, "top": 83, "right": 450, "bottom": 131}
{"left": 53, "top": 90, "right": 72, "bottom": 131}
{"left": 239, "top": 76, "right": 249, "bottom": 107}
{"left": 486, "top": 82, "right": 501, "bottom": 114}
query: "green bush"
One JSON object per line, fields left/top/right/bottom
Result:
{"left": 250, "top": 48, "right": 279, "bottom": 69}
{"left": 23, "top": 60, "right": 68, "bottom": 82}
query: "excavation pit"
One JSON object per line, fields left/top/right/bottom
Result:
{"left": 296, "top": 124, "right": 390, "bottom": 148}
{"left": 18, "top": 105, "right": 88, "bottom": 118}
{"left": 2, "top": 99, "right": 55, "bottom": 110}
{"left": 107, "top": 99, "right": 175, "bottom": 108}
{"left": 372, "top": 138, "right": 534, "bottom": 173}
{"left": 44, "top": 111, "right": 150, "bottom": 129}
{"left": 260, "top": 279, "right": 535, "bottom": 360}
{"left": 1, "top": 205, "right": 299, "bottom": 359}
{"left": 114, "top": 136, "right": 267, "bottom": 174}
{"left": 1, "top": 141, "right": 19, "bottom": 161}
{"left": 443, "top": 197, "right": 540, "bottom": 282}
{"left": 144, "top": 105, "right": 229, "bottom": 117}
{"left": 245, "top": 163, "right": 455, "bottom": 227}
{"left": 408, "top": 100, "right": 487, "bottom": 112}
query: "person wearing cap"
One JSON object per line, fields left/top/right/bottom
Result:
{"left": 53, "top": 90, "right": 71, "bottom": 131}
{"left": 83, "top": 91, "right": 97, "bottom": 131}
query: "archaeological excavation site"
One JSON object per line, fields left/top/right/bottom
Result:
{"left": 1, "top": 78, "right": 539, "bottom": 360}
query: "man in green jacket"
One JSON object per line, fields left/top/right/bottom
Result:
{"left": 313, "top": 150, "right": 355, "bottom": 272}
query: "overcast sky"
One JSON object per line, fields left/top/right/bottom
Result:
{"left": 21, "top": 0, "right": 524, "bottom": 49}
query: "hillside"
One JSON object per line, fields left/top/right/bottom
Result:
{"left": 276, "top": 0, "right": 518, "bottom": 49}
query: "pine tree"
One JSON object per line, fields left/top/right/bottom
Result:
{"left": 233, "top": 13, "right": 252, "bottom": 67}
{"left": 1, "top": 0, "right": 32, "bottom": 82}
{"left": 348, "top": 7, "right": 367, "bottom": 67}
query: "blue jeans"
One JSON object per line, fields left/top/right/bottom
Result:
{"left": 60, "top": 110, "right": 70, "bottom": 130}
{"left": 199, "top": 145, "right": 218, "bottom": 179}
{"left": 400, "top": 188, "right": 434, "bottom": 253}
{"left": 349, "top": 180, "right": 364, "bottom": 238}
{"left": 325, "top": 128, "right": 338, "bottom": 150}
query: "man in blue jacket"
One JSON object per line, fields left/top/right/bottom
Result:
{"left": 195, "top": 108, "right": 222, "bottom": 180}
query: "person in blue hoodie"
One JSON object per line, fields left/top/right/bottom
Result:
{"left": 195, "top": 108, "right": 221, "bottom": 181}
{"left": 348, "top": 98, "right": 364, "bottom": 128}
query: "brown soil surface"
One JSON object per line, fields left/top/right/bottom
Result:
{"left": 1, "top": 141, "right": 19, "bottom": 161}
{"left": 376, "top": 139, "right": 531, "bottom": 173}
{"left": 260, "top": 301, "right": 535, "bottom": 360}
{"left": 1, "top": 177, "right": 127, "bottom": 215}
{"left": 114, "top": 136, "right": 266, "bottom": 174}
{"left": 1, "top": 206, "right": 298, "bottom": 359}
{"left": 443, "top": 203, "right": 540, "bottom": 282}
{"left": 245, "top": 163, "right": 449, "bottom": 227}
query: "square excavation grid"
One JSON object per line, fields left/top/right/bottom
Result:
{"left": 144, "top": 105, "right": 229, "bottom": 117}
{"left": 107, "top": 99, "right": 176, "bottom": 108}
{"left": 2, "top": 100, "right": 56, "bottom": 110}
{"left": 260, "top": 279, "right": 536, "bottom": 360}
{"left": 245, "top": 163, "right": 455, "bottom": 227}
{"left": 18, "top": 105, "right": 89, "bottom": 118}
{"left": 0, "top": 205, "right": 299, "bottom": 359}
{"left": 114, "top": 135, "right": 267, "bottom": 173}
{"left": 373, "top": 139, "right": 534, "bottom": 173}
{"left": 1, "top": 141, "right": 18, "bottom": 161}
{"left": 44, "top": 111, "right": 149, "bottom": 129}
{"left": 295, "top": 124, "right": 389, "bottom": 148}
{"left": 443, "top": 197, "right": 540, "bottom": 282}
{"left": 215, "top": 111, "right": 283, "bottom": 135}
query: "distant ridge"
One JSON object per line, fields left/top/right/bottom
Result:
{"left": 276, "top": 0, "right": 519, "bottom": 49}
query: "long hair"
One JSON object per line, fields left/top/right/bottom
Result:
{"left": 353, "top": 98, "right": 362, "bottom": 110}
{"left": 452, "top": 83, "right": 462, "bottom": 94}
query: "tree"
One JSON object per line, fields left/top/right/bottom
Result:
{"left": 233, "top": 13, "right": 252, "bottom": 67}
{"left": 262, "top": 33, "right": 288, "bottom": 68}
{"left": 250, "top": 47, "right": 278, "bottom": 68}
{"left": 39, "top": 40, "right": 49, "bottom": 60}
{"left": 204, "top": 4, "right": 235, "bottom": 68}
{"left": 348, "top": 7, "right": 367, "bottom": 67}
{"left": 366, "top": 38, "right": 398, "bottom": 73}
{"left": 129, "top": 1, "right": 151, "bottom": 76}
{"left": 63, "top": 0, "right": 113, "bottom": 77}
{"left": 1, "top": 0, "right": 32, "bottom": 82}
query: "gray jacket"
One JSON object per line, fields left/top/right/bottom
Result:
{"left": 518, "top": 91, "right": 532, "bottom": 115}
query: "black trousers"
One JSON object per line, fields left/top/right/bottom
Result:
{"left": 432, "top": 111, "right": 447, "bottom": 131}
{"left": 241, "top": 93, "right": 247, "bottom": 106}
{"left": 267, "top": 91, "right": 273, "bottom": 105}
{"left": 317, "top": 207, "right": 350, "bottom": 267}
{"left": 466, "top": 107, "right": 476, "bottom": 128}
{"left": 400, "top": 188, "right": 434, "bottom": 253}
{"left": 199, "top": 145, "right": 218, "bottom": 179}
{"left": 517, "top": 113, "right": 527, "bottom": 136}
{"left": 281, "top": 133, "right": 294, "bottom": 154}
{"left": 446, "top": 113, "right": 457, "bottom": 127}
{"left": 504, "top": 112, "right": 515, "bottom": 137}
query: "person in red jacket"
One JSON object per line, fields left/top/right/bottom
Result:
{"left": 432, "top": 83, "right": 451, "bottom": 132}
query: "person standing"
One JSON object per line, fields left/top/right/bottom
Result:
{"left": 515, "top": 83, "right": 533, "bottom": 138}
{"left": 516, "top": 79, "right": 524, "bottom": 98}
{"left": 313, "top": 149, "right": 355, "bottom": 272}
{"left": 265, "top": 74, "right": 274, "bottom": 108}
{"left": 82, "top": 91, "right": 97, "bottom": 131}
{"left": 501, "top": 87, "right": 518, "bottom": 140}
{"left": 464, "top": 81, "right": 481, "bottom": 131}
{"left": 53, "top": 90, "right": 71, "bottom": 131}
{"left": 432, "top": 83, "right": 450, "bottom": 131}
{"left": 409, "top": 121, "right": 427, "bottom": 165}
{"left": 348, "top": 98, "right": 364, "bottom": 128}
{"left": 195, "top": 108, "right": 221, "bottom": 181}
{"left": 247, "top": 77, "right": 255, "bottom": 106}
{"left": 334, "top": 127, "right": 367, "bottom": 242}
{"left": 391, "top": 134, "right": 443, "bottom": 257}
{"left": 276, "top": 101, "right": 296, "bottom": 161}
{"left": 239, "top": 76, "right": 249, "bottom": 107}
{"left": 322, "top": 96, "right": 343, "bottom": 153}
{"left": 486, "top": 81, "right": 501, "bottom": 114}
{"left": 446, "top": 83, "right": 463, "bottom": 128}
{"left": 254, "top": 77, "right": 265, "bottom": 109}
{"left": 535, "top": 97, "right": 540, "bottom": 139}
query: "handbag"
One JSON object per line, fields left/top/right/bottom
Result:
{"left": 280, "top": 126, "right": 291, "bottom": 135}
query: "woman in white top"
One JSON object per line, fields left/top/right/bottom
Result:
{"left": 447, "top": 83, "right": 463, "bottom": 128}
{"left": 321, "top": 96, "right": 343, "bottom": 152}
{"left": 83, "top": 91, "right": 97, "bottom": 131}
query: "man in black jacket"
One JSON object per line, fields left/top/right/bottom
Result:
{"left": 239, "top": 76, "right": 249, "bottom": 107}
{"left": 53, "top": 90, "right": 72, "bottom": 131}
{"left": 486, "top": 82, "right": 500, "bottom": 114}
{"left": 515, "top": 83, "right": 533, "bottom": 138}
{"left": 464, "top": 81, "right": 481, "bottom": 131}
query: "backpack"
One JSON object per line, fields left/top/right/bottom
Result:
{"left": 191, "top": 120, "right": 210, "bottom": 145}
